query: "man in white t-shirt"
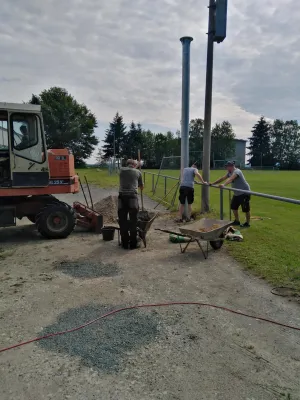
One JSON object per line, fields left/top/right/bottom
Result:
{"left": 176, "top": 163, "right": 206, "bottom": 222}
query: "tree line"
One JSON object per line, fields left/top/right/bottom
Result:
{"left": 101, "top": 113, "right": 236, "bottom": 168}
{"left": 28, "top": 86, "right": 300, "bottom": 170}
{"left": 248, "top": 117, "right": 300, "bottom": 169}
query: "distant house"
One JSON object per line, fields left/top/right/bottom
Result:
{"left": 213, "top": 138, "right": 247, "bottom": 168}
{"left": 232, "top": 139, "right": 247, "bottom": 167}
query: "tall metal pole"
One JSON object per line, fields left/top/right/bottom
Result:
{"left": 180, "top": 36, "right": 193, "bottom": 217}
{"left": 201, "top": 0, "right": 215, "bottom": 213}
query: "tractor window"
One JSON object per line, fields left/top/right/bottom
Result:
{"left": 11, "top": 113, "right": 44, "bottom": 163}
{"left": 0, "top": 120, "right": 8, "bottom": 150}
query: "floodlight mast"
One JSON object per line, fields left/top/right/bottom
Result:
{"left": 201, "top": 0, "right": 228, "bottom": 212}
{"left": 180, "top": 36, "right": 193, "bottom": 218}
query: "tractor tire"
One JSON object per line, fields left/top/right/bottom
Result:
{"left": 27, "top": 214, "right": 36, "bottom": 223}
{"left": 36, "top": 202, "right": 76, "bottom": 239}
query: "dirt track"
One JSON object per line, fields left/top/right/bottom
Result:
{"left": 0, "top": 187, "right": 300, "bottom": 400}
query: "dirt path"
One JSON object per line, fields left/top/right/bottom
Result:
{"left": 0, "top": 187, "right": 299, "bottom": 400}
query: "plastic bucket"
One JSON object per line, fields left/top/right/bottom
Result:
{"left": 102, "top": 227, "right": 115, "bottom": 241}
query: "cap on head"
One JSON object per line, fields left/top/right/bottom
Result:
{"left": 127, "top": 159, "right": 138, "bottom": 167}
{"left": 225, "top": 160, "right": 235, "bottom": 167}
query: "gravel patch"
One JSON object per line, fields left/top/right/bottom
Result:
{"left": 56, "top": 261, "right": 120, "bottom": 279}
{"left": 38, "top": 304, "right": 161, "bottom": 372}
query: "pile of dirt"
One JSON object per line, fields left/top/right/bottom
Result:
{"left": 93, "top": 195, "right": 156, "bottom": 224}
{"left": 93, "top": 195, "right": 119, "bottom": 223}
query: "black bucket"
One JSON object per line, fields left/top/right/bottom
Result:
{"left": 102, "top": 227, "right": 115, "bottom": 241}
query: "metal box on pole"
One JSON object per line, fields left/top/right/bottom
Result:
{"left": 214, "top": 0, "right": 228, "bottom": 43}
{"left": 201, "top": 0, "right": 228, "bottom": 213}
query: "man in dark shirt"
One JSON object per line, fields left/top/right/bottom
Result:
{"left": 118, "top": 159, "right": 144, "bottom": 249}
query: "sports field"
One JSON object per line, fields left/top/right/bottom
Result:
{"left": 78, "top": 168, "right": 300, "bottom": 291}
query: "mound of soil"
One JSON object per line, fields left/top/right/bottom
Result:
{"left": 93, "top": 195, "right": 156, "bottom": 224}
{"left": 93, "top": 195, "right": 118, "bottom": 223}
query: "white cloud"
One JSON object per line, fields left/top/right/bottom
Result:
{"left": 0, "top": 0, "right": 299, "bottom": 148}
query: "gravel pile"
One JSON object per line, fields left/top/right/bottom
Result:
{"left": 93, "top": 195, "right": 118, "bottom": 223}
{"left": 38, "top": 304, "right": 160, "bottom": 372}
{"left": 56, "top": 261, "right": 120, "bottom": 279}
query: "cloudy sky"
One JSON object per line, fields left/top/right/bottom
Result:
{"left": 1, "top": 0, "right": 299, "bottom": 160}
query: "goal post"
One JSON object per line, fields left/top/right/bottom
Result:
{"left": 152, "top": 153, "right": 204, "bottom": 209}
{"left": 153, "top": 156, "right": 181, "bottom": 194}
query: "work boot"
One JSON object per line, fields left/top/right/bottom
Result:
{"left": 130, "top": 236, "right": 141, "bottom": 250}
{"left": 232, "top": 220, "right": 240, "bottom": 226}
{"left": 130, "top": 241, "right": 141, "bottom": 249}
{"left": 240, "top": 222, "right": 250, "bottom": 228}
{"left": 174, "top": 218, "right": 183, "bottom": 223}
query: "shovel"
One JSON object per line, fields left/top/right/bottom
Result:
{"left": 139, "top": 188, "right": 150, "bottom": 221}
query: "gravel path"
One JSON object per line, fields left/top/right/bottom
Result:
{"left": 0, "top": 186, "right": 299, "bottom": 400}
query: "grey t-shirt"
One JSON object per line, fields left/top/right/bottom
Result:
{"left": 181, "top": 167, "right": 197, "bottom": 189}
{"left": 227, "top": 168, "right": 250, "bottom": 196}
{"left": 119, "top": 167, "right": 143, "bottom": 195}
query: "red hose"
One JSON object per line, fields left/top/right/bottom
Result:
{"left": 0, "top": 301, "right": 299, "bottom": 354}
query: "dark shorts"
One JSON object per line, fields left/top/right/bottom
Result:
{"left": 179, "top": 186, "right": 194, "bottom": 205}
{"left": 231, "top": 194, "right": 251, "bottom": 213}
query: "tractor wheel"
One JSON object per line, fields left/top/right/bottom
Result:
{"left": 27, "top": 214, "right": 36, "bottom": 223}
{"left": 36, "top": 202, "right": 76, "bottom": 239}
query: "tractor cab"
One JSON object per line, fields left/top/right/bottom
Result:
{"left": 0, "top": 102, "right": 49, "bottom": 188}
{"left": 0, "top": 103, "right": 79, "bottom": 239}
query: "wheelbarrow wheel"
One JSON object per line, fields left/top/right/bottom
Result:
{"left": 210, "top": 232, "right": 225, "bottom": 250}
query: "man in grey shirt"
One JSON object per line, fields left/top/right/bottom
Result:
{"left": 118, "top": 159, "right": 144, "bottom": 249}
{"left": 211, "top": 161, "right": 251, "bottom": 227}
{"left": 177, "top": 163, "right": 206, "bottom": 222}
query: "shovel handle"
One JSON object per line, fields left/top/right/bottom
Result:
{"left": 138, "top": 149, "right": 144, "bottom": 210}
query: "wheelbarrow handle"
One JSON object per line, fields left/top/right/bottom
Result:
{"left": 154, "top": 228, "right": 190, "bottom": 238}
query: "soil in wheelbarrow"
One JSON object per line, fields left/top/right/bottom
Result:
{"left": 138, "top": 210, "right": 155, "bottom": 222}
{"left": 137, "top": 211, "right": 157, "bottom": 234}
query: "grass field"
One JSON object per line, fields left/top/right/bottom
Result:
{"left": 77, "top": 168, "right": 300, "bottom": 291}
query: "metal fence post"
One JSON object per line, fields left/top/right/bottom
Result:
{"left": 152, "top": 174, "right": 154, "bottom": 192}
{"left": 220, "top": 188, "right": 224, "bottom": 220}
{"left": 164, "top": 176, "right": 167, "bottom": 196}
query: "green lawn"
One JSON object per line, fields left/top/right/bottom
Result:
{"left": 77, "top": 168, "right": 300, "bottom": 290}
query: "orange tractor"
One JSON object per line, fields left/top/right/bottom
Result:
{"left": 0, "top": 102, "right": 81, "bottom": 239}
